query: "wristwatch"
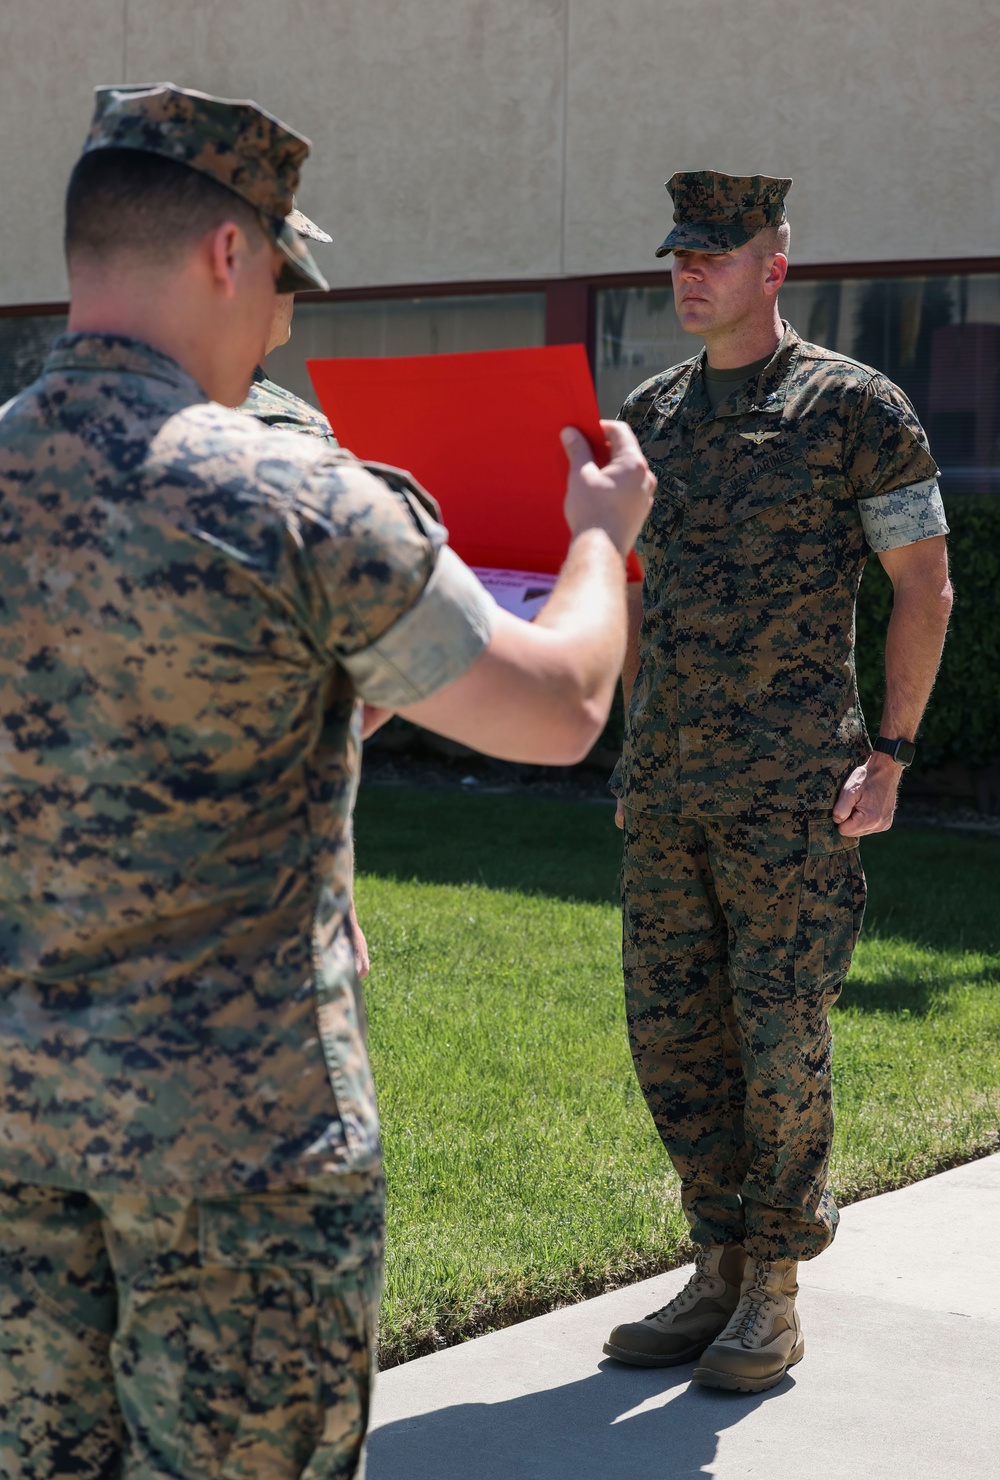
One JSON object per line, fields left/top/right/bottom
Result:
{"left": 874, "top": 736, "right": 917, "bottom": 767}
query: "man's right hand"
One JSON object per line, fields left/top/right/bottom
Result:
{"left": 614, "top": 798, "right": 625, "bottom": 830}
{"left": 561, "top": 420, "right": 655, "bottom": 560}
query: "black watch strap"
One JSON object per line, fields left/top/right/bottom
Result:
{"left": 874, "top": 736, "right": 917, "bottom": 767}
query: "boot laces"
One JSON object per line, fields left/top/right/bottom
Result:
{"left": 645, "top": 1247, "right": 715, "bottom": 1321}
{"left": 729, "top": 1261, "right": 775, "bottom": 1345}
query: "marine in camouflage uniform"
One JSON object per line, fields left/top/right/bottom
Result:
{"left": 243, "top": 361, "right": 339, "bottom": 441}
{"left": 605, "top": 172, "right": 950, "bottom": 1387}
{"left": 0, "top": 85, "right": 496, "bottom": 1478}
{"left": 240, "top": 205, "right": 341, "bottom": 446}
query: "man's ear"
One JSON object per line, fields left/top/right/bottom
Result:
{"left": 204, "top": 221, "right": 245, "bottom": 299}
{"left": 764, "top": 252, "right": 788, "bottom": 298}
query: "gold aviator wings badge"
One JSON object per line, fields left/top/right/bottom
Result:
{"left": 739, "top": 429, "right": 781, "bottom": 445}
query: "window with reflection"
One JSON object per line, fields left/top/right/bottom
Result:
{"left": 596, "top": 275, "right": 1000, "bottom": 494}
{"left": 266, "top": 292, "right": 546, "bottom": 408}
{"left": 0, "top": 315, "right": 67, "bottom": 405}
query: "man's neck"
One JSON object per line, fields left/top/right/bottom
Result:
{"left": 69, "top": 280, "right": 209, "bottom": 387}
{"left": 66, "top": 262, "right": 260, "bottom": 406}
{"left": 702, "top": 307, "right": 783, "bottom": 370}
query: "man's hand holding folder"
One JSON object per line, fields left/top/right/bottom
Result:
{"left": 396, "top": 417, "right": 654, "bottom": 764}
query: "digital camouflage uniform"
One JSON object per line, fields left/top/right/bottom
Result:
{"left": 239, "top": 205, "right": 341, "bottom": 446}
{"left": 617, "top": 172, "right": 948, "bottom": 1265}
{"left": 0, "top": 86, "right": 495, "bottom": 1480}
{"left": 242, "top": 365, "right": 340, "bottom": 444}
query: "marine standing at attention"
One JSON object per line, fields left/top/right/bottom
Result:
{"left": 0, "top": 83, "right": 653, "bottom": 1478}
{"left": 603, "top": 171, "right": 952, "bottom": 1391}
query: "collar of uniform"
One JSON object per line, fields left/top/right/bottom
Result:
{"left": 43, "top": 332, "right": 207, "bottom": 400}
{"left": 706, "top": 320, "right": 801, "bottom": 421}
{"left": 652, "top": 354, "right": 706, "bottom": 426}
{"left": 251, "top": 363, "right": 267, "bottom": 385}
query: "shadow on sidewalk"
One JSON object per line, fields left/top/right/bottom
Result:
{"left": 368, "top": 1359, "right": 791, "bottom": 1478}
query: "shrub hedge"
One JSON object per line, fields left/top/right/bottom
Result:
{"left": 855, "top": 495, "right": 999, "bottom": 770}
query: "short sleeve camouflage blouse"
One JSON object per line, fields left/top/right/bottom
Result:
{"left": 616, "top": 323, "right": 946, "bottom": 816}
{"left": 0, "top": 334, "right": 493, "bottom": 1195}
{"left": 239, "top": 366, "right": 339, "bottom": 446}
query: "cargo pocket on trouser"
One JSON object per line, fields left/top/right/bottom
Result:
{"left": 798, "top": 817, "right": 867, "bottom": 995}
{"left": 121, "top": 1172, "right": 385, "bottom": 1480}
{"left": 306, "top": 1260, "right": 381, "bottom": 1480}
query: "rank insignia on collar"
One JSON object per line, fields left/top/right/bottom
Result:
{"left": 739, "top": 429, "right": 781, "bottom": 445}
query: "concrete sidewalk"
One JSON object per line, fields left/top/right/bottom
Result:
{"left": 368, "top": 1155, "right": 1000, "bottom": 1479}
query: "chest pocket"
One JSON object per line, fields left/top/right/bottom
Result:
{"left": 723, "top": 459, "right": 843, "bottom": 598}
{"left": 639, "top": 474, "right": 686, "bottom": 590}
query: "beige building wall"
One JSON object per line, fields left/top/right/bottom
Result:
{"left": 1, "top": 0, "right": 998, "bottom": 307}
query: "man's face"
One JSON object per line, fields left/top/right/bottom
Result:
{"left": 671, "top": 240, "right": 777, "bottom": 338}
{"left": 212, "top": 233, "right": 284, "bottom": 405}
{"left": 265, "top": 293, "right": 296, "bottom": 357}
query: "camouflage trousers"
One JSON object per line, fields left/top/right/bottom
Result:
{"left": 621, "top": 809, "right": 866, "bottom": 1262}
{"left": 0, "top": 1168, "right": 384, "bottom": 1480}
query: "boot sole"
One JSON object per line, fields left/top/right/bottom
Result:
{"left": 692, "top": 1338, "right": 805, "bottom": 1393}
{"left": 602, "top": 1337, "right": 711, "bottom": 1369}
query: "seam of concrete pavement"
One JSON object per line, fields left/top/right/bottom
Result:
{"left": 367, "top": 1153, "right": 1000, "bottom": 1479}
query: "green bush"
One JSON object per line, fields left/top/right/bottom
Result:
{"left": 856, "top": 496, "right": 1000, "bottom": 770}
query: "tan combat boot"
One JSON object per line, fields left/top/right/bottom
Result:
{"left": 693, "top": 1256, "right": 804, "bottom": 1392}
{"left": 603, "top": 1243, "right": 746, "bottom": 1367}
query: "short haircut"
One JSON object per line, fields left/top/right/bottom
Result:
{"left": 755, "top": 222, "right": 791, "bottom": 260}
{"left": 64, "top": 148, "right": 265, "bottom": 267}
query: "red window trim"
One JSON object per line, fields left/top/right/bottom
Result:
{"left": 5, "top": 256, "right": 1000, "bottom": 372}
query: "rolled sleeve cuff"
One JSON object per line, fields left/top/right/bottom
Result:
{"left": 859, "top": 477, "right": 949, "bottom": 552}
{"left": 338, "top": 546, "right": 497, "bottom": 707}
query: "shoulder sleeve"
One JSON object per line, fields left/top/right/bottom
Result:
{"left": 845, "top": 376, "right": 948, "bottom": 551}
{"left": 240, "top": 378, "right": 339, "bottom": 447}
{"left": 338, "top": 546, "right": 496, "bottom": 705}
{"left": 293, "top": 459, "right": 497, "bottom": 706}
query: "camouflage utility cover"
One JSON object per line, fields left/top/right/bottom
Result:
{"left": 240, "top": 366, "right": 339, "bottom": 445}
{"left": 82, "top": 83, "right": 328, "bottom": 293}
{"left": 616, "top": 322, "right": 946, "bottom": 816}
{"left": 0, "top": 333, "right": 493, "bottom": 1195}
{"left": 286, "top": 205, "right": 333, "bottom": 243}
{"left": 656, "top": 170, "right": 791, "bottom": 257}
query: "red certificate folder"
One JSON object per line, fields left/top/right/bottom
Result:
{"left": 308, "top": 344, "right": 641, "bottom": 617}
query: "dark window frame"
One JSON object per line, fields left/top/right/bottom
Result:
{"left": 5, "top": 256, "right": 1000, "bottom": 371}
{"left": 301, "top": 256, "right": 1000, "bottom": 367}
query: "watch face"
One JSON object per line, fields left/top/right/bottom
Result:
{"left": 876, "top": 736, "right": 917, "bottom": 767}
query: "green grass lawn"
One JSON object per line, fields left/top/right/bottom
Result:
{"left": 353, "top": 786, "right": 1000, "bottom": 1366}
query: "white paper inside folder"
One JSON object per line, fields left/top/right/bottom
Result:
{"left": 471, "top": 568, "right": 558, "bottom": 622}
